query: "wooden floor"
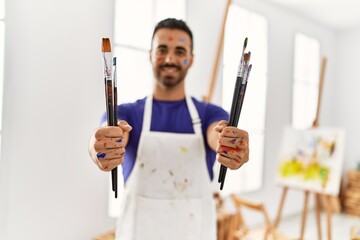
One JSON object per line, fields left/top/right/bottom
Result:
{"left": 276, "top": 211, "right": 360, "bottom": 239}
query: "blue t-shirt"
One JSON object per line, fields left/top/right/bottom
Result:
{"left": 101, "top": 96, "right": 229, "bottom": 182}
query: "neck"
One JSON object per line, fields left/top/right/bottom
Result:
{"left": 153, "top": 81, "right": 186, "bottom": 101}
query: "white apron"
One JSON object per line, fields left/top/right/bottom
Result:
{"left": 115, "top": 95, "right": 216, "bottom": 240}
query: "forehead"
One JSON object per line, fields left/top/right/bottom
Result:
{"left": 152, "top": 28, "right": 191, "bottom": 49}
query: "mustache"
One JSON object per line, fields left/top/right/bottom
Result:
{"left": 160, "top": 64, "right": 180, "bottom": 70}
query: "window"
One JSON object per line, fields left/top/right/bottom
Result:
{"left": 109, "top": 0, "right": 186, "bottom": 217}
{"left": 113, "top": 0, "right": 186, "bottom": 103}
{"left": 221, "top": 5, "right": 268, "bottom": 195}
{"left": 292, "top": 33, "right": 320, "bottom": 129}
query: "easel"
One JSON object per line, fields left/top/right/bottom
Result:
{"left": 274, "top": 57, "right": 335, "bottom": 240}
{"left": 203, "top": 0, "right": 231, "bottom": 103}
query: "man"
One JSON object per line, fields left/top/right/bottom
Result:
{"left": 89, "top": 18, "right": 249, "bottom": 240}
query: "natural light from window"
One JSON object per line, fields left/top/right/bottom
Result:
{"left": 292, "top": 33, "right": 320, "bottom": 129}
{"left": 221, "top": 5, "right": 268, "bottom": 195}
{"left": 113, "top": 0, "right": 186, "bottom": 104}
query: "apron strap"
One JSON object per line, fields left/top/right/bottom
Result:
{"left": 185, "top": 96, "right": 202, "bottom": 135}
{"left": 142, "top": 95, "right": 202, "bottom": 135}
{"left": 142, "top": 95, "right": 153, "bottom": 133}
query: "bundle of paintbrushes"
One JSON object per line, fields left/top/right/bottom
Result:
{"left": 218, "top": 37, "right": 252, "bottom": 190}
{"left": 102, "top": 38, "right": 118, "bottom": 198}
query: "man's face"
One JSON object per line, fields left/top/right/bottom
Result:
{"left": 150, "top": 28, "right": 193, "bottom": 88}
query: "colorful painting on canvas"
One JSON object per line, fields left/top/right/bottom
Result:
{"left": 276, "top": 126, "right": 345, "bottom": 196}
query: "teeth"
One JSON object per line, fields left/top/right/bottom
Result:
{"left": 162, "top": 67, "right": 177, "bottom": 73}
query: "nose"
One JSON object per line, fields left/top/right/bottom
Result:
{"left": 164, "top": 53, "right": 175, "bottom": 64}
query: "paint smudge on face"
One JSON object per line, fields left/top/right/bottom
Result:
{"left": 116, "top": 138, "right": 122, "bottom": 142}
{"left": 156, "top": 56, "right": 164, "bottom": 62}
{"left": 103, "top": 142, "right": 108, "bottom": 147}
{"left": 232, "top": 131, "right": 237, "bottom": 134}
{"left": 183, "top": 59, "right": 188, "bottom": 65}
{"left": 168, "top": 36, "right": 173, "bottom": 41}
{"left": 230, "top": 138, "right": 236, "bottom": 144}
{"left": 179, "top": 37, "right": 185, "bottom": 42}
{"left": 97, "top": 153, "right": 106, "bottom": 159}
{"left": 180, "top": 145, "right": 188, "bottom": 153}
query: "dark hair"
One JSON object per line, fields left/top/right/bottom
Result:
{"left": 151, "top": 18, "right": 193, "bottom": 53}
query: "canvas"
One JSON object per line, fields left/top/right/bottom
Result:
{"left": 276, "top": 126, "right": 345, "bottom": 196}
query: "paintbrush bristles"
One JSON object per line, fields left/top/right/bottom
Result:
{"left": 243, "top": 52, "right": 250, "bottom": 62}
{"left": 243, "top": 37, "right": 248, "bottom": 49}
{"left": 102, "top": 38, "right": 111, "bottom": 52}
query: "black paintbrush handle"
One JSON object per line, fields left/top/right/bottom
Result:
{"left": 112, "top": 57, "right": 118, "bottom": 198}
{"left": 105, "top": 80, "right": 114, "bottom": 126}
{"left": 112, "top": 85, "right": 118, "bottom": 198}
{"left": 105, "top": 79, "right": 117, "bottom": 195}
{"left": 218, "top": 76, "right": 242, "bottom": 183}
{"left": 219, "top": 81, "right": 247, "bottom": 189}
{"left": 233, "top": 83, "right": 247, "bottom": 127}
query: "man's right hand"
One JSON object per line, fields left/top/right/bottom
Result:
{"left": 89, "top": 120, "right": 132, "bottom": 171}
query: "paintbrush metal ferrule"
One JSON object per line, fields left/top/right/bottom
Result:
{"left": 245, "top": 64, "right": 252, "bottom": 82}
{"left": 240, "top": 52, "right": 251, "bottom": 80}
{"left": 103, "top": 54, "right": 112, "bottom": 81}
{"left": 112, "top": 57, "right": 117, "bottom": 87}
{"left": 237, "top": 57, "right": 245, "bottom": 78}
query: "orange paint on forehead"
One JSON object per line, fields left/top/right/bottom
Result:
{"left": 153, "top": 29, "right": 191, "bottom": 48}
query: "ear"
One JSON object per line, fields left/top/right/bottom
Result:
{"left": 188, "top": 54, "right": 194, "bottom": 68}
{"left": 149, "top": 50, "right": 152, "bottom": 63}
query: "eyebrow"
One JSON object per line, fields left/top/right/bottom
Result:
{"left": 175, "top": 46, "right": 187, "bottom": 52}
{"left": 157, "top": 44, "right": 168, "bottom": 49}
{"left": 156, "top": 45, "right": 187, "bottom": 52}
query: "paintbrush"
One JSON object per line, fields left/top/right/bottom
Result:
{"left": 219, "top": 38, "right": 252, "bottom": 190}
{"left": 233, "top": 52, "right": 251, "bottom": 126}
{"left": 102, "top": 38, "right": 117, "bottom": 198}
{"left": 112, "top": 57, "right": 118, "bottom": 198}
{"left": 218, "top": 38, "right": 248, "bottom": 185}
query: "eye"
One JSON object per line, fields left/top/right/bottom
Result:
{"left": 156, "top": 48, "right": 167, "bottom": 55}
{"left": 175, "top": 49, "right": 186, "bottom": 56}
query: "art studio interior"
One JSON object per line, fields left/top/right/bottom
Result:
{"left": 0, "top": 0, "right": 360, "bottom": 239}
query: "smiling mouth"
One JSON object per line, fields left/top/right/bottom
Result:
{"left": 160, "top": 65, "right": 180, "bottom": 73}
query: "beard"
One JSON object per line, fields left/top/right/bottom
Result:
{"left": 155, "top": 64, "right": 187, "bottom": 88}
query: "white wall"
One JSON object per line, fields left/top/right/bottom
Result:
{"left": 0, "top": 0, "right": 356, "bottom": 238}
{"left": 333, "top": 28, "right": 360, "bottom": 171}
{"left": 0, "top": 0, "right": 117, "bottom": 239}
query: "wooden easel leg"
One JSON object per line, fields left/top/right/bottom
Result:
{"left": 300, "top": 191, "right": 310, "bottom": 240}
{"left": 325, "top": 195, "right": 332, "bottom": 240}
{"left": 274, "top": 187, "right": 288, "bottom": 228}
{"left": 315, "top": 193, "right": 322, "bottom": 240}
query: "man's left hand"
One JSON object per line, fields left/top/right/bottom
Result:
{"left": 214, "top": 120, "right": 249, "bottom": 170}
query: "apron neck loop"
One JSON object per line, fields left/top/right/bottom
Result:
{"left": 142, "top": 95, "right": 202, "bottom": 134}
